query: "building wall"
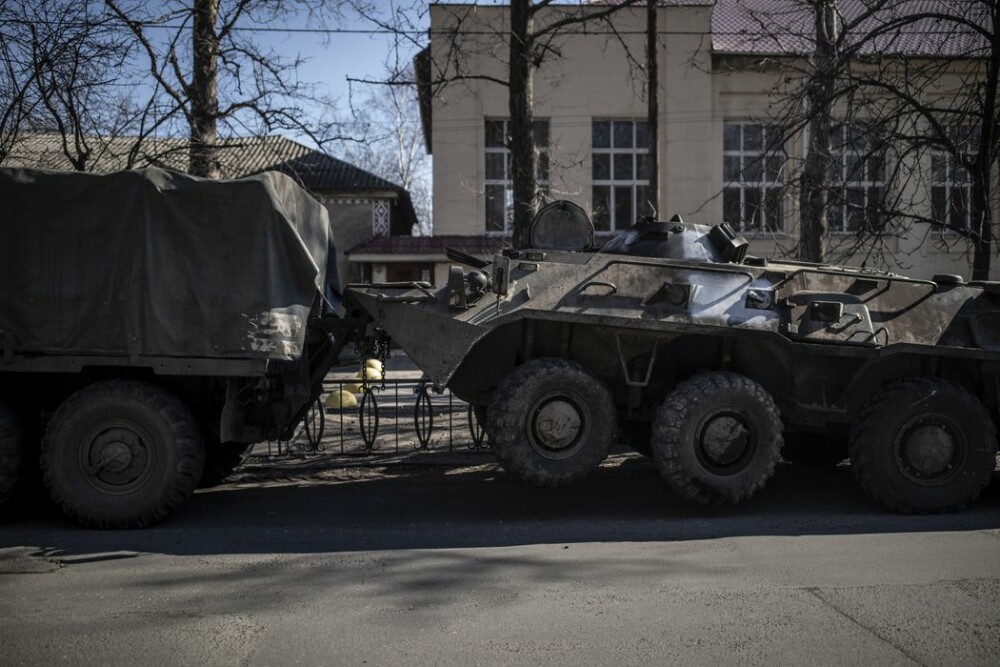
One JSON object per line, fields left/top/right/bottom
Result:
{"left": 711, "top": 55, "right": 996, "bottom": 276}
{"left": 321, "top": 198, "right": 384, "bottom": 288}
{"left": 430, "top": 4, "right": 650, "bottom": 236}
{"left": 427, "top": 3, "right": 998, "bottom": 280}
{"left": 358, "top": 257, "right": 453, "bottom": 287}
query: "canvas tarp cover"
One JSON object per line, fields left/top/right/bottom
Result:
{"left": 0, "top": 167, "right": 332, "bottom": 362}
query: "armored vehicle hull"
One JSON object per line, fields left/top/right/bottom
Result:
{"left": 344, "top": 204, "right": 1000, "bottom": 513}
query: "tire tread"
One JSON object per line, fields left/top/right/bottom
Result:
{"left": 652, "top": 372, "right": 783, "bottom": 504}
{"left": 41, "top": 380, "right": 204, "bottom": 529}
{"left": 849, "top": 378, "right": 997, "bottom": 514}
{"left": 487, "top": 357, "right": 615, "bottom": 487}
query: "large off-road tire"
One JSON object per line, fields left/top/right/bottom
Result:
{"left": 198, "top": 440, "right": 251, "bottom": 489}
{"left": 652, "top": 372, "right": 783, "bottom": 504}
{"left": 486, "top": 357, "right": 616, "bottom": 487}
{"left": 781, "top": 433, "right": 848, "bottom": 467}
{"left": 0, "top": 401, "right": 24, "bottom": 509}
{"left": 41, "top": 380, "right": 205, "bottom": 529}
{"left": 849, "top": 379, "right": 998, "bottom": 513}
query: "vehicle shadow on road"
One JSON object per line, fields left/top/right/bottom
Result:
{"left": 2, "top": 458, "right": 999, "bottom": 558}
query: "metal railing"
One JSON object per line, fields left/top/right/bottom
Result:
{"left": 272, "top": 378, "right": 490, "bottom": 456}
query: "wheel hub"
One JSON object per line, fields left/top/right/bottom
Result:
{"left": 532, "top": 398, "right": 583, "bottom": 452}
{"left": 85, "top": 426, "right": 151, "bottom": 490}
{"left": 699, "top": 414, "right": 750, "bottom": 467}
{"left": 900, "top": 423, "right": 956, "bottom": 478}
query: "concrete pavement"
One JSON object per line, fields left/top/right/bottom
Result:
{"left": 2, "top": 458, "right": 999, "bottom": 665}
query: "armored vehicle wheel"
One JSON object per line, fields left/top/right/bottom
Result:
{"left": 41, "top": 381, "right": 205, "bottom": 528}
{"left": 487, "top": 358, "right": 615, "bottom": 486}
{"left": 198, "top": 440, "right": 251, "bottom": 489}
{"left": 0, "top": 401, "right": 24, "bottom": 509}
{"left": 781, "top": 434, "right": 848, "bottom": 467}
{"left": 652, "top": 372, "right": 783, "bottom": 504}
{"left": 849, "top": 379, "right": 998, "bottom": 513}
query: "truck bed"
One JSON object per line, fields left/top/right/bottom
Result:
{"left": 0, "top": 167, "right": 333, "bottom": 365}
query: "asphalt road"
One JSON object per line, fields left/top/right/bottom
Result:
{"left": 2, "top": 456, "right": 999, "bottom": 666}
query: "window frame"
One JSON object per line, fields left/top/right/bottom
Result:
{"left": 931, "top": 125, "right": 980, "bottom": 235}
{"left": 827, "top": 123, "right": 888, "bottom": 235}
{"left": 591, "top": 118, "right": 651, "bottom": 232}
{"left": 484, "top": 118, "right": 550, "bottom": 234}
{"left": 722, "top": 121, "right": 787, "bottom": 234}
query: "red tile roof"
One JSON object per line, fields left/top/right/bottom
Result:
{"left": 6, "top": 133, "right": 420, "bottom": 230}
{"left": 712, "top": 0, "right": 989, "bottom": 58}
{"left": 347, "top": 234, "right": 511, "bottom": 257}
{"left": 6, "top": 134, "right": 406, "bottom": 193}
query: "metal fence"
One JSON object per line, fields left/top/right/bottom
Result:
{"left": 268, "top": 378, "right": 490, "bottom": 456}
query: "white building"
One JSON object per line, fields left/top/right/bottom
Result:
{"left": 398, "top": 0, "right": 997, "bottom": 283}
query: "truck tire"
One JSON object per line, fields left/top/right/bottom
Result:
{"left": 487, "top": 357, "right": 615, "bottom": 486}
{"left": 0, "top": 401, "right": 23, "bottom": 509}
{"left": 849, "top": 379, "right": 998, "bottom": 513}
{"left": 41, "top": 380, "right": 205, "bottom": 529}
{"left": 651, "top": 372, "right": 783, "bottom": 504}
{"left": 198, "top": 441, "right": 251, "bottom": 489}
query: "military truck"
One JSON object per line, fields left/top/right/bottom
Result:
{"left": 0, "top": 167, "right": 341, "bottom": 528}
{"left": 343, "top": 201, "right": 1000, "bottom": 514}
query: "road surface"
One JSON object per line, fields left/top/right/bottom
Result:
{"left": 2, "top": 456, "right": 999, "bottom": 665}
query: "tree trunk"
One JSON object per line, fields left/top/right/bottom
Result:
{"left": 799, "top": 0, "right": 837, "bottom": 263}
{"left": 645, "top": 0, "right": 659, "bottom": 218}
{"left": 509, "top": 0, "right": 537, "bottom": 249}
{"left": 970, "top": 168, "right": 993, "bottom": 281}
{"left": 800, "top": 112, "right": 832, "bottom": 262}
{"left": 190, "top": 0, "right": 219, "bottom": 179}
{"left": 970, "top": 9, "right": 999, "bottom": 281}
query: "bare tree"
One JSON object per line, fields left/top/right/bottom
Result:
{"left": 798, "top": 0, "right": 838, "bottom": 262}
{"left": 509, "top": 1, "right": 649, "bottom": 247}
{"left": 0, "top": 0, "right": 138, "bottom": 168}
{"left": 645, "top": 0, "right": 659, "bottom": 218}
{"left": 3, "top": 0, "right": 348, "bottom": 177}
{"left": 846, "top": 1, "right": 999, "bottom": 279}
{"left": 105, "top": 0, "right": 343, "bottom": 178}
{"left": 418, "top": 1, "right": 641, "bottom": 247}
{"left": 0, "top": 2, "right": 42, "bottom": 162}
{"left": 739, "top": 0, "right": 997, "bottom": 276}
{"left": 335, "top": 75, "right": 432, "bottom": 234}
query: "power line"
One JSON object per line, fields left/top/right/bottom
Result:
{"left": 0, "top": 18, "right": 703, "bottom": 34}
{"left": 0, "top": 18, "right": 979, "bottom": 38}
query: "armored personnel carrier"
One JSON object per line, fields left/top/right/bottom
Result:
{"left": 343, "top": 201, "right": 1000, "bottom": 514}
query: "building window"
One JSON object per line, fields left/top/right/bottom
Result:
{"left": 485, "top": 119, "right": 549, "bottom": 233}
{"left": 722, "top": 122, "right": 786, "bottom": 232}
{"left": 591, "top": 119, "right": 650, "bottom": 231}
{"left": 372, "top": 199, "right": 391, "bottom": 236}
{"left": 829, "top": 124, "right": 887, "bottom": 233}
{"left": 932, "top": 125, "right": 981, "bottom": 233}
